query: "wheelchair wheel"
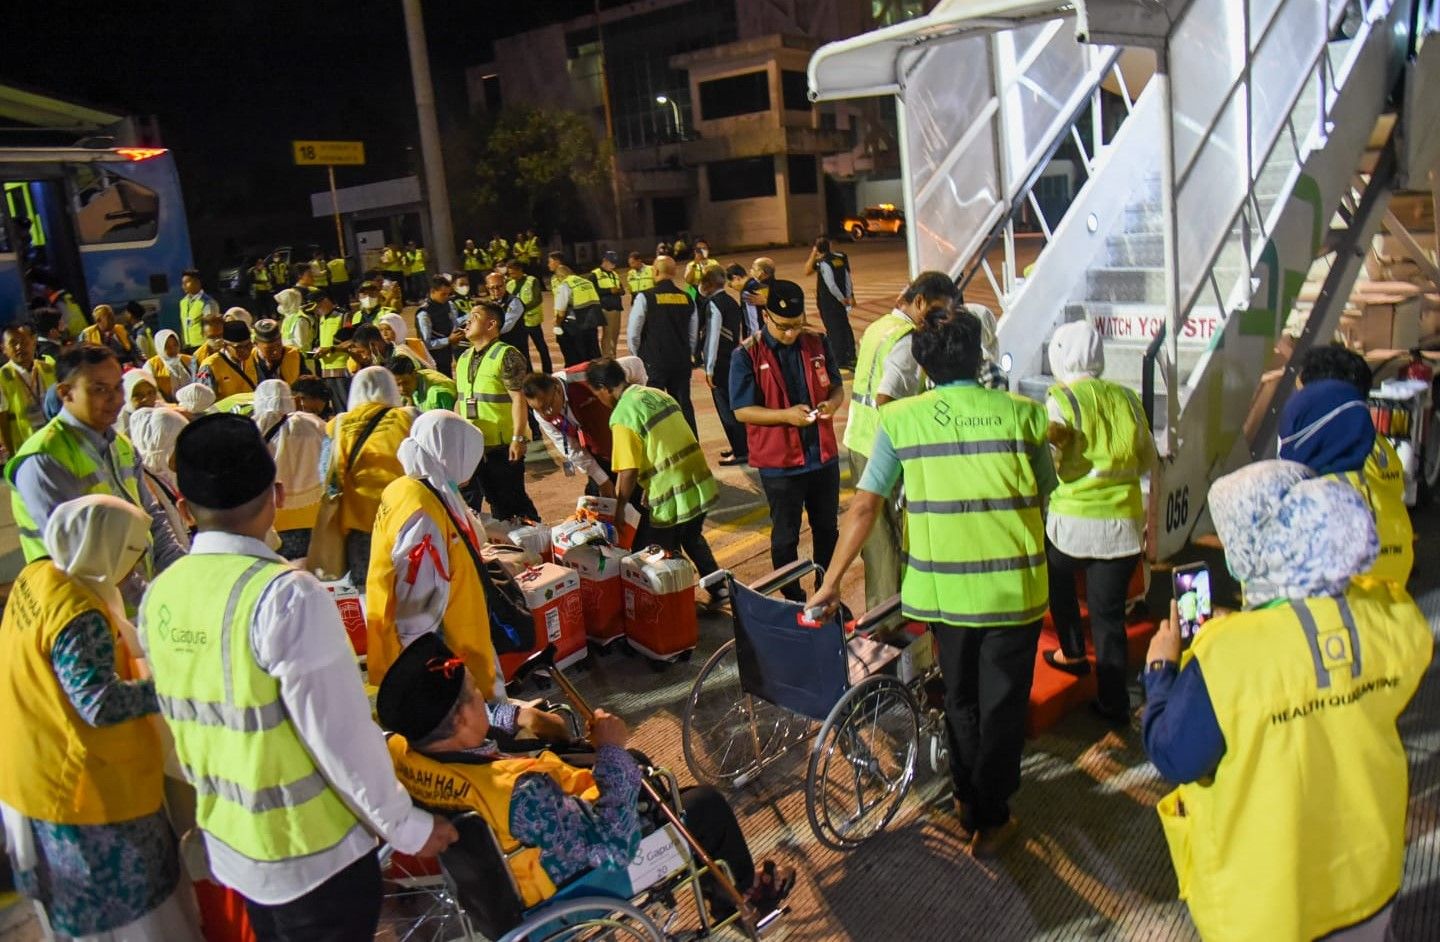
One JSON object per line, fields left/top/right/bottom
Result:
{"left": 682, "top": 639, "right": 802, "bottom": 787}
{"left": 805, "top": 674, "right": 919, "bottom": 850}
{"left": 496, "top": 896, "right": 665, "bottom": 942}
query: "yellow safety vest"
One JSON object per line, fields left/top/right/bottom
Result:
{"left": 463, "top": 247, "right": 484, "bottom": 271}
{"left": 327, "top": 257, "right": 350, "bottom": 284}
{"left": 1344, "top": 436, "right": 1413, "bottom": 585}
{"left": 1157, "top": 580, "right": 1432, "bottom": 941}
{"left": 201, "top": 351, "right": 260, "bottom": 401}
{"left": 144, "top": 554, "right": 362, "bottom": 862}
{"left": 310, "top": 262, "right": 329, "bottom": 288}
{"left": 366, "top": 476, "right": 497, "bottom": 693}
{"left": 404, "top": 249, "right": 427, "bottom": 276}
{"left": 626, "top": 266, "right": 656, "bottom": 294}
{"left": 250, "top": 266, "right": 271, "bottom": 291}
{"left": 317, "top": 312, "right": 350, "bottom": 371}
{"left": 508, "top": 275, "right": 544, "bottom": 327}
{"left": 387, "top": 736, "right": 600, "bottom": 908}
{"left": 609, "top": 384, "right": 716, "bottom": 527}
{"left": 592, "top": 268, "right": 622, "bottom": 299}
{"left": 328, "top": 405, "right": 412, "bottom": 533}
{"left": 0, "top": 561, "right": 162, "bottom": 825}
{"left": 455, "top": 341, "right": 517, "bottom": 447}
{"left": 844, "top": 312, "right": 914, "bottom": 458}
{"left": 1047, "top": 377, "right": 1147, "bottom": 521}
{"left": 380, "top": 249, "right": 403, "bottom": 273}
{"left": 564, "top": 274, "right": 600, "bottom": 311}
{"left": 179, "top": 293, "right": 213, "bottom": 349}
{"left": 0, "top": 359, "right": 56, "bottom": 452}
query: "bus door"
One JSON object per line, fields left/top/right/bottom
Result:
{"left": 0, "top": 175, "right": 89, "bottom": 325}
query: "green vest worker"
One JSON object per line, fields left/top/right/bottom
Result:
{"left": 389, "top": 355, "right": 457, "bottom": 412}
{"left": 1143, "top": 460, "right": 1431, "bottom": 942}
{"left": 0, "top": 323, "right": 58, "bottom": 455}
{"left": 585, "top": 357, "right": 728, "bottom": 609}
{"left": 625, "top": 252, "right": 655, "bottom": 294}
{"left": 453, "top": 301, "right": 538, "bottom": 522}
{"left": 179, "top": 269, "right": 220, "bottom": 351}
{"left": 843, "top": 271, "right": 957, "bottom": 608}
{"left": 809, "top": 306, "right": 1056, "bottom": 857}
{"left": 141, "top": 413, "right": 457, "bottom": 933}
{"left": 462, "top": 239, "right": 484, "bottom": 271}
{"left": 592, "top": 252, "right": 625, "bottom": 357}
{"left": 1040, "top": 320, "right": 1155, "bottom": 723}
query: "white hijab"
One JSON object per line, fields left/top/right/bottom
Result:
{"left": 253, "top": 379, "right": 294, "bottom": 437}
{"left": 117, "top": 368, "right": 159, "bottom": 439}
{"left": 273, "top": 288, "right": 302, "bottom": 317}
{"left": 1049, "top": 319, "right": 1106, "bottom": 384}
{"left": 128, "top": 406, "right": 188, "bottom": 486}
{"left": 375, "top": 311, "right": 409, "bottom": 344}
{"left": 152, "top": 328, "right": 192, "bottom": 383}
{"left": 254, "top": 379, "right": 326, "bottom": 510}
{"left": 223, "top": 306, "right": 254, "bottom": 329}
{"left": 347, "top": 365, "right": 403, "bottom": 410}
{"left": 399, "top": 411, "right": 486, "bottom": 527}
{"left": 176, "top": 382, "right": 216, "bottom": 416}
{"left": 44, "top": 495, "right": 151, "bottom": 628}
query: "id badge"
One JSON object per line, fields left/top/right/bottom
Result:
{"left": 464, "top": 398, "right": 479, "bottom": 420}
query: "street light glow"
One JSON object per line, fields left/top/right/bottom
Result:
{"left": 656, "top": 95, "right": 669, "bottom": 104}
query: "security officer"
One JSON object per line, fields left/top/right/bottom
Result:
{"left": 404, "top": 241, "right": 429, "bottom": 303}
{"left": 845, "top": 271, "right": 957, "bottom": 607}
{"left": 314, "top": 294, "right": 355, "bottom": 407}
{"left": 517, "top": 230, "right": 542, "bottom": 270}
{"left": 0, "top": 324, "right": 56, "bottom": 456}
{"left": 451, "top": 273, "right": 476, "bottom": 320}
{"left": 486, "top": 234, "right": 510, "bottom": 272}
{"left": 485, "top": 271, "right": 528, "bottom": 361}
{"left": 731, "top": 280, "right": 843, "bottom": 600}
{"left": 141, "top": 414, "right": 457, "bottom": 938}
{"left": 327, "top": 252, "right": 352, "bottom": 306}
{"left": 415, "top": 275, "right": 464, "bottom": 376}
{"left": 584, "top": 357, "right": 728, "bottom": 610}
{"left": 454, "top": 301, "right": 538, "bottom": 521}
{"left": 268, "top": 255, "right": 291, "bottom": 296}
{"left": 592, "top": 251, "right": 625, "bottom": 357}
{"left": 683, "top": 238, "right": 721, "bottom": 297}
{"left": 293, "top": 266, "right": 325, "bottom": 308}
{"left": 625, "top": 251, "right": 655, "bottom": 296}
{"left": 248, "top": 257, "right": 273, "bottom": 306}
{"left": 506, "top": 258, "right": 550, "bottom": 374}
{"left": 803, "top": 237, "right": 857, "bottom": 369}
{"left": 548, "top": 253, "right": 602, "bottom": 367}
{"left": 179, "top": 269, "right": 220, "bottom": 353}
{"left": 379, "top": 243, "right": 406, "bottom": 300}
{"left": 462, "top": 238, "right": 485, "bottom": 274}
{"left": 699, "top": 267, "right": 748, "bottom": 466}
{"left": 309, "top": 252, "right": 331, "bottom": 294}
{"left": 626, "top": 255, "right": 698, "bottom": 432}
{"left": 809, "top": 306, "right": 1055, "bottom": 858}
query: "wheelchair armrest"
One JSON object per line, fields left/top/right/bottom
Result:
{"left": 748, "top": 560, "right": 824, "bottom": 597}
{"left": 504, "top": 644, "right": 558, "bottom": 697}
{"left": 852, "top": 594, "right": 902, "bottom": 636}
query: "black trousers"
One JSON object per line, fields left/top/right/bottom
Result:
{"left": 525, "top": 323, "right": 553, "bottom": 375}
{"left": 680, "top": 785, "right": 755, "bottom": 916}
{"left": 501, "top": 325, "right": 542, "bottom": 436}
{"left": 758, "top": 463, "right": 840, "bottom": 601}
{"left": 322, "top": 375, "right": 351, "bottom": 414}
{"left": 817, "top": 300, "right": 856, "bottom": 368}
{"left": 651, "top": 512, "right": 721, "bottom": 594}
{"left": 431, "top": 345, "right": 454, "bottom": 377}
{"left": 646, "top": 364, "right": 697, "bottom": 434}
{"left": 245, "top": 848, "right": 382, "bottom": 942}
{"left": 934, "top": 620, "right": 1042, "bottom": 831}
{"left": 558, "top": 319, "right": 600, "bottom": 367}
{"left": 462, "top": 444, "right": 539, "bottom": 521}
{"left": 710, "top": 367, "right": 748, "bottom": 459}
{"left": 1047, "top": 540, "right": 1139, "bottom": 714}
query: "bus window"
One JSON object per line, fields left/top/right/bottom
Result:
{"left": 67, "top": 165, "right": 159, "bottom": 245}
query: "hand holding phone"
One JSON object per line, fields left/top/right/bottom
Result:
{"left": 1172, "top": 563, "right": 1212, "bottom": 649}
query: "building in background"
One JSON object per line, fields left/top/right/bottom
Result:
{"left": 466, "top": 0, "right": 931, "bottom": 249}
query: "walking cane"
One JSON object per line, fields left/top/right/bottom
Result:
{"left": 512, "top": 645, "right": 761, "bottom": 939}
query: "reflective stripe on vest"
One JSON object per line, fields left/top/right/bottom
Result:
{"left": 565, "top": 274, "right": 600, "bottom": 309}
{"left": 456, "top": 342, "right": 516, "bottom": 446}
{"left": 1160, "top": 583, "right": 1431, "bottom": 940}
{"left": 180, "top": 294, "right": 209, "bottom": 348}
{"left": 1047, "top": 378, "right": 1146, "bottom": 521}
{"left": 880, "top": 384, "right": 1048, "bottom": 627}
{"left": 143, "top": 554, "right": 360, "bottom": 861}
{"left": 5, "top": 418, "right": 145, "bottom": 564}
{"left": 610, "top": 385, "right": 715, "bottom": 527}
{"left": 844, "top": 313, "right": 914, "bottom": 458}
{"left": 317, "top": 314, "right": 349, "bottom": 370}
{"left": 508, "top": 275, "right": 544, "bottom": 326}
{"left": 0, "top": 360, "right": 54, "bottom": 452}
{"left": 1348, "top": 436, "right": 1414, "bottom": 585}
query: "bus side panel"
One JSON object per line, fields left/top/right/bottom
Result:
{"left": 0, "top": 256, "right": 23, "bottom": 324}
{"left": 77, "top": 154, "right": 193, "bottom": 333}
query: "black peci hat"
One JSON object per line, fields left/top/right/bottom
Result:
{"left": 766, "top": 280, "right": 805, "bottom": 319}
{"left": 375, "top": 633, "right": 467, "bottom": 743}
{"left": 174, "top": 413, "right": 276, "bottom": 509}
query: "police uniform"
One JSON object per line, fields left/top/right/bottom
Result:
{"left": 592, "top": 259, "right": 624, "bottom": 358}
{"left": 554, "top": 272, "right": 602, "bottom": 367}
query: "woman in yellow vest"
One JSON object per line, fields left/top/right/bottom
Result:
{"left": 146, "top": 329, "right": 195, "bottom": 402}
{"left": 1144, "top": 460, "right": 1431, "bottom": 941}
{"left": 78, "top": 304, "right": 141, "bottom": 366}
{"left": 0, "top": 495, "right": 200, "bottom": 940}
{"left": 376, "top": 633, "right": 763, "bottom": 915}
{"left": 254, "top": 379, "right": 328, "bottom": 561}
{"left": 327, "top": 366, "right": 413, "bottom": 580}
{"left": 1040, "top": 320, "right": 1155, "bottom": 724}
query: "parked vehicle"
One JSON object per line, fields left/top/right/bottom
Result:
{"left": 843, "top": 204, "right": 905, "bottom": 241}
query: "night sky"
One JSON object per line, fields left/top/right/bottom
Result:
{"left": 2, "top": 0, "right": 594, "bottom": 268}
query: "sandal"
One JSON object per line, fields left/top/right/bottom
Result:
{"left": 745, "top": 860, "right": 797, "bottom": 917}
{"left": 718, "top": 454, "right": 747, "bottom": 466}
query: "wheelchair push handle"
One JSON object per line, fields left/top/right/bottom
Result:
{"left": 852, "top": 594, "right": 903, "bottom": 635}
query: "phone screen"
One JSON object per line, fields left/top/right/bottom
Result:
{"left": 1173, "top": 564, "right": 1212, "bottom": 647}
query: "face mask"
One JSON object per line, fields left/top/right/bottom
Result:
{"left": 360, "top": 296, "right": 378, "bottom": 311}
{"left": 456, "top": 285, "right": 470, "bottom": 296}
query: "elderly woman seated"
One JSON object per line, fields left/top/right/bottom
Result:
{"left": 376, "top": 634, "right": 787, "bottom": 917}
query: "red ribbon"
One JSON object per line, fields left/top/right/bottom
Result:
{"left": 404, "top": 534, "right": 452, "bottom": 585}
{"left": 426, "top": 656, "right": 465, "bottom": 679}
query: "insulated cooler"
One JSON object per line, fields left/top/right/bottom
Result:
{"left": 560, "top": 542, "right": 627, "bottom": 646}
{"left": 576, "top": 495, "right": 642, "bottom": 549}
{"left": 484, "top": 517, "right": 552, "bottom": 562}
{"left": 498, "top": 563, "right": 587, "bottom": 680}
{"left": 620, "top": 547, "right": 698, "bottom": 662}
{"left": 551, "top": 513, "right": 614, "bottom": 563}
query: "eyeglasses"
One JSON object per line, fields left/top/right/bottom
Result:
{"left": 765, "top": 313, "right": 805, "bottom": 335}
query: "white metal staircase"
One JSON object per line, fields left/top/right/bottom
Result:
{"left": 812, "top": 0, "right": 1440, "bottom": 561}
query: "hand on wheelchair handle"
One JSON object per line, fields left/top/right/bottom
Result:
{"left": 588, "top": 709, "right": 629, "bottom": 749}
{"left": 417, "top": 814, "right": 460, "bottom": 857}
{"left": 805, "top": 584, "right": 840, "bottom": 621}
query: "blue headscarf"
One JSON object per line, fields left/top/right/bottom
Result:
{"left": 1277, "top": 379, "right": 1374, "bottom": 475}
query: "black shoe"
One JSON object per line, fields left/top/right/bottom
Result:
{"left": 720, "top": 449, "right": 733, "bottom": 458}
{"left": 1089, "top": 700, "right": 1131, "bottom": 727}
{"left": 1043, "top": 649, "right": 1091, "bottom": 676}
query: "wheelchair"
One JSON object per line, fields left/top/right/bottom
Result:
{"left": 379, "top": 649, "right": 775, "bottom": 941}
{"left": 680, "top": 562, "right": 947, "bottom": 850}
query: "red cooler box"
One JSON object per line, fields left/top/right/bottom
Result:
{"left": 561, "top": 542, "right": 627, "bottom": 646}
{"left": 499, "top": 563, "right": 587, "bottom": 679}
{"left": 576, "top": 495, "right": 642, "bottom": 550}
{"left": 323, "top": 581, "right": 366, "bottom": 656}
{"left": 621, "top": 548, "right": 698, "bottom": 662}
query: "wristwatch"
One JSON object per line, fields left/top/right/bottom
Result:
{"left": 1147, "top": 658, "right": 1176, "bottom": 674}
{"left": 512, "top": 435, "right": 527, "bottom": 443}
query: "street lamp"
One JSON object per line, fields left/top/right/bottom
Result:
{"left": 656, "top": 94, "right": 683, "bottom": 139}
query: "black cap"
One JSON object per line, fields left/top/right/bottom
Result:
{"left": 376, "top": 633, "right": 467, "bottom": 742}
{"left": 766, "top": 280, "right": 805, "bottom": 318}
{"left": 222, "top": 320, "right": 251, "bottom": 343}
{"left": 175, "top": 413, "right": 276, "bottom": 509}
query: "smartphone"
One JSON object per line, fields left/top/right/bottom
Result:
{"left": 1172, "top": 562, "right": 1212, "bottom": 649}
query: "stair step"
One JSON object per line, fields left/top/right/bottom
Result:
{"left": 1086, "top": 266, "right": 1166, "bottom": 303}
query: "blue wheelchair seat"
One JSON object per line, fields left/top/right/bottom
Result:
{"left": 728, "top": 576, "right": 851, "bottom": 722}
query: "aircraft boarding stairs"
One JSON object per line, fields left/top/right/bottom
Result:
{"left": 812, "top": 0, "right": 1440, "bottom": 562}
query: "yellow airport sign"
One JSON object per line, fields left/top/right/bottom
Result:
{"left": 292, "top": 140, "right": 365, "bottom": 166}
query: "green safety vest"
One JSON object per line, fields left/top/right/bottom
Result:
{"left": 0, "top": 360, "right": 55, "bottom": 453}
{"left": 609, "top": 385, "right": 716, "bottom": 528}
{"left": 310, "top": 263, "right": 329, "bottom": 287}
{"left": 881, "top": 383, "right": 1049, "bottom": 628}
{"left": 519, "top": 237, "right": 540, "bottom": 263}
{"left": 250, "top": 267, "right": 271, "bottom": 291}
{"left": 592, "top": 268, "right": 622, "bottom": 297}
{"left": 564, "top": 274, "right": 600, "bottom": 311}
{"left": 404, "top": 250, "right": 426, "bottom": 276}
{"left": 180, "top": 294, "right": 211, "bottom": 349}
{"left": 281, "top": 310, "right": 313, "bottom": 352}
{"left": 508, "top": 275, "right": 543, "bottom": 326}
{"left": 844, "top": 312, "right": 915, "bottom": 458}
{"left": 327, "top": 257, "right": 349, "bottom": 284}
{"left": 626, "top": 266, "right": 655, "bottom": 294}
{"left": 463, "top": 248, "right": 483, "bottom": 271}
{"left": 456, "top": 341, "right": 516, "bottom": 447}
{"left": 317, "top": 313, "right": 349, "bottom": 370}
{"left": 1047, "top": 378, "right": 1146, "bottom": 521}
{"left": 413, "top": 369, "right": 458, "bottom": 412}
{"left": 5, "top": 417, "right": 144, "bottom": 564}
{"left": 142, "top": 554, "right": 361, "bottom": 862}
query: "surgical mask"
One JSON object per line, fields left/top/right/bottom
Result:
{"left": 360, "top": 296, "right": 378, "bottom": 311}
{"left": 456, "top": 285, "right": 470, "bottom": 296}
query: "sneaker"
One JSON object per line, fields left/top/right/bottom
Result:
{"left": 968, "top": 817, "right": 1020, "bottom": 860}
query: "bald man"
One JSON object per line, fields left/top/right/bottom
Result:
{"left": 626, "top": 255, "right": 699, "bottom": 433}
